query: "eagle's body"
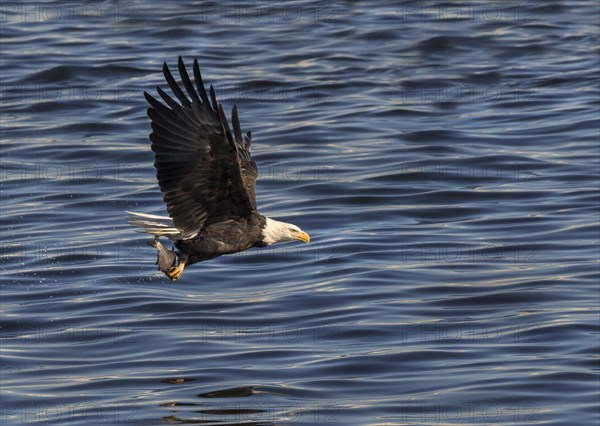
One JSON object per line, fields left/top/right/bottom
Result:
{"left": 176, "top": 215, "right": 268, "bottom": 265}
{"left": 127, "top": 57, "right": 309, "bottom": 280}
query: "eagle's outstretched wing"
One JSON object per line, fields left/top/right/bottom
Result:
{"left": 144, "top": 57, "right": 258, "bottom": 240}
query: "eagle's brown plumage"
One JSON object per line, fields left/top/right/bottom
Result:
{"left": 144, "top": 57, "right": 258, "bottom": 240}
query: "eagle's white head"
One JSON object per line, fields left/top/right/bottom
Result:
{"left": 262, "top": 217, "right": 310, "bottom": 246}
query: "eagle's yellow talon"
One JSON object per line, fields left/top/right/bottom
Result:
{"left": 166, "top": 262, "right": 185, "bottom": 281}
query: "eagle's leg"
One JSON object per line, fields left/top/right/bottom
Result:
{"left": 167, "top": 253, "right": 188, "bottom": 281}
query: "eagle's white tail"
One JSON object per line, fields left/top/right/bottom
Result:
{"left": 125, "top": 211, "right": 182, "bottom": 240}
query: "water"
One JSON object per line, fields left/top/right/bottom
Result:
{"left": 1, "top": 1, "right": 599, "bottom": 425}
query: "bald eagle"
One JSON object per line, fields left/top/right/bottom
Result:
{"left": 127, "top": 57, "right": 310, "bottom": 281}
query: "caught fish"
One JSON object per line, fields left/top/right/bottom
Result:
{"left": 147, "top": 236, "right": 176, "bottom": 273}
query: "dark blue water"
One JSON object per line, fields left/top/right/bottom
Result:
{"left": 1, "top": 1, "right": 599, "bottom": 425}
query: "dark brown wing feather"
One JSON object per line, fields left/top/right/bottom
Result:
{"left": 144, "top": 57, "right": 258, "bottom": 239}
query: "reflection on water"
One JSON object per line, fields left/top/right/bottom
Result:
{"left": 1, "top": 1, "right": 599, "bottom": 425}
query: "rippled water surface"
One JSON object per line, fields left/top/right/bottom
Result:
{"left": 1, "top": 1, "right": 599, "bottom": 425}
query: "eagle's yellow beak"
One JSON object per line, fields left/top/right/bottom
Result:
{"left": 296, "top": 231, "right": 310, "bottom": 243}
